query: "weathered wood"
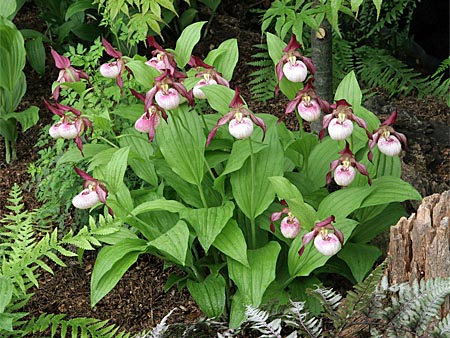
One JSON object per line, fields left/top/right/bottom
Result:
{"left": 386, "top": 190, "right": 450, "bottom": 313}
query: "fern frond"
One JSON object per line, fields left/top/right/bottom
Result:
{"left": 332, "top": 35, "right": 356, "bottom": 86}
{"left": 22, "top": 314, "right": 131, "bottom": 338}
{"left": 284, "top": 301, "right": 322, "bottom": 338}
{"left": 355, "top": 46, "right": 428, "bottom": 97}
{"left": 432, "top": 313, "right": 450, "bottom": 338}
{"left": 245, "top": 305, "right": 283, "bottom": 338}
{"left": 248, "top": 43, "right": 277, "bottom": 102}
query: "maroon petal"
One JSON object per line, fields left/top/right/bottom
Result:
{"left": 74, "top": 166, "right": 95, "bottom": 182}
{"left": 172, "top": 82, "right": 194, "bottom": 106}
{"left": 393, "top": 131, "right": 408, "bottom": 151}
{"left": 51, "top": 48, "right": 71, "bottom": 69}
{"left": 206, "top": 112, "right": 234, "bottom": 147}
{"left": 284, "top": 34, "right": 301, "bottom": 52}
{"left": 96, "top": 184, "right": 108, "bottom": 204}
{"left": 382, "top": 109, "right": 398, "bottom": 126}
{"left": 248, "top": 113, "right": 267, "bottom": 142}
{"left": 44, "top": 100, "right": 65, "bottom": 117}
{"left": 130, "top": 88, "right": 145, "bottom": 102}
{"left": 333, "top": 228, "right": 345, "bottom": 245}
{"left": 355, "top": 162, "right": 372, "bottom": 185}
{"left": 285, "top": 96, "right": 301, "bottom": 116}
{"left": 315, "top": 215, "right": 335, "bottom": 228}
{"left": 229, "top": 87, "right": 245, "bottom": 108}
{"left": 102, "top": 36, "right": 122, "bottom": 58}
{"left": 301, "top": 56, "right": 316, "bottom": 75}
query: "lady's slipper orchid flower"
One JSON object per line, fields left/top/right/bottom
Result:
{"left": 145, "top": 36, "right": 177, "bottom": 75}
{"left": 299, "top": 215, "right": 343, "bottom": 256}
{"left": 270, "top": 200, "right": 301, "bottom": 239}
{"left": 51, "top": 48, "right": 89, "bottom": 100}
{"left": 206, "top": 87, "right": 266, "bottom": 146}
{"left": 44, "top": 100, "right": 93, "bottom": 155}
{"left": 369, "top": 109, "right": 407, "bottom": 158}
{"left": 100, "top": 37, "right": 127, "bottom": 91}
{"left": 320, "top": 99, "right": 371, "bottom": 141}
{"left": 72, "top": 167, "right": 113, "bottom": 215}
{"left": 326, "top": 142, "right": 371, "bottom": 187}
{"left": 130, "top": 88, "right": 168, "bottom": 142}
{"left": 283, "top": 78, "right": 329, "bottom": 122}
{"left": 145, "top": 70, "right": 193, "bottom": 110}
{"left": 188, "top": 56, "right": 230, "bottom": 99}
{"left": 275, "top": 34, "right": 315, "bottom": 91}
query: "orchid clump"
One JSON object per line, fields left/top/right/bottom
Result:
{"left": 51, "top": 48, "right": 89, "bottom": 100}
{"left": 99, "top": 37, "right": 127, "bottom": 91}
{"left": 145, "top": 36, "right": 177, "bottom": 74}
{"left": 206, "top": 87, "right": 266, "bottom": 146}
{"left": 188, "top": 56, "right": 230, "bottom": 99}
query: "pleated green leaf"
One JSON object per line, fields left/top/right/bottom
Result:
{"left": 318, "top": 185, "right": 371, "bottom": 219}
{"left": 213, "top": 220, "right": 249, "bottom": 267}
{"left": 174, "top": 21, "right": 206, "bottom": 68}
{"left": 228, "top": 241, "right": 281, "bottom": 307}
{"left": 201, "top": 85, "right": 236, "bottom": 115}
{"left": 131, "top": 199, "right": 186, "bottom": 216}
{"left": 205, "top": 38, "right": 239, "bottom": 81}
{"left": 231, "top": 115, "right": 284, "bottom": 219}
{"left": 361, "top": 176, "right": 421, "bottom": 207}
{"left": 104, "top": 147, "right": 130, "bottom": 194}
{"left": 181, "top": 201, "right": 234, "bottom": 252}
{"left": 187, "top": 274, "right": 226, "bottom": 318}
{"left": 91, "top": 238, "right": 148, "bottom": 307}
{"left": 157, "top": 105, "right": 205, "bottom": 186}
{"left": 148, "top": 220, "right": 190, "bottom": 266}
{"left": 337, "top": 242, "right": 382, "bottom": 282}
{"left": 334, "top": 71, "right": 362, "bottom": 107}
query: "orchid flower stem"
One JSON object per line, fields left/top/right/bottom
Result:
{"left": 249, "top": 137, "right": 257, "bottom": 249}
{"left": 94, "top": 136, "right": 119, "bottom": 148}
{"left": 199, "top": 109, "right": 208, "bottom": 131}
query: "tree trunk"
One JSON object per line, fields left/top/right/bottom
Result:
{"left": 310, "top": 18, "right": 333, "bottom": 133}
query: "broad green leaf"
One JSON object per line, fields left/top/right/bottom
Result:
{"left": 65, "top": 0, "right": 97, "bottom": 20}
{"left": 25, "top": 36, "right": 45, "bottom": 75}
{"left": 58, "top": 144, "right": 112, "bottom": 164}
{"left": 0, "top": 117, "right": 17, "bottom": 141}
{"left": 3, "top": 106, "right": 39, "bottom": 132}
{"left": 112, "top": 103, "right": 143, "bottom": 122}
{"left": 131, "top": 199, "right": 186, "bottom": 216}
{"left": 361, "top": 176, "right": 421, "bottom": 207}
{"left": 266, "top": 32, "right": 285, "bottom": 65}
{"left": 213, "top": 220, "right": 249, "bottom": 267}
{"left": 0, "top": 72, "right": 26, "bottom": 115}
{"left": 201, "top": 85, "right": 236, "bottom": 115}
{"left": 174, "top": 21, "right": 206, "bottom": 68}
{"left": 205, "top": 38, "right": 239, "bottom": 81}
{"left": 318, "top": 185, "right": 371, "bottom": 219}
{"left": 104, "top": 147, "right": 129, "bottom": 194}
{"left": 119, "top": 128, "right": 157, "bottom": 186}
{"left": 0, "top": 17, "right": 25, "bottom": 92}
{"left": 181, "top": 201, "right": 234, "bottom": 252}
{"left": 0, "top": 0, "right": 16, "bottom": 18}
{"left": 214, "top": 139, "right": 267, "bottom": 192}
{"left": 288, "top": 218, "right": 358, "bottom": 277}
{"left": 228, "top": 241, "right": 281, "bottom": 307}
{"left": 187, "top": 274, "right": 226, "bottom": 318}
{"left": 229, "top": 290, "right": 247, "bottom": 329}
{"left": 0, "top": 276, "right": 13, "bottom": 313}
{"left": 334, "top": 71, "right": 362, "bottom": 107}
{"left": 0, "top": 313, "right": 13, "bottom": 332}
{"left": 337, "top": 242, "right": 381, "bottom": 282}
{"left": 268, "top": 176, "right": 317, "bottom": 228}
{"left": 157, "top": 105, "right": 205, "bottom": 186}
{"left": 126, "top": 59, "right": 160, "bottom": 88}
{"left": 231, "top": 115, "right": 284, "bottom": 219}
{"left": 351, "top": 203, "right": 407, "bottom": 243}
{"left": 306, "top": 137, "right": 342, "bottom": 190}
{"left": 91, "top": 238, "right": 148, "bottom": 307}
{"left": 148, "top": 220, "right": 190, "bottom": 266}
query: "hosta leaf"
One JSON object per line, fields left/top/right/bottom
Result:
{"left": 180, "top": 201, "right": 234, "bottom": 251}
{"left": 3, "top": 106, "right": 39, "bottom": 132}
{"left": 187, "top": 274, "right": 226, "bottom": 318}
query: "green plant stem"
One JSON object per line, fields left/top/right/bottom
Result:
{"left": 94, "top": 136, "right": 119, "bottom": 148}
{"left": 197, "top": 184, "right": 208, "bottom": 208}
{"left": 249, "top": 137, "right": 257, "bottom": 249}
{"left": 5, "top": 139, "right": 11, "bottom": 164}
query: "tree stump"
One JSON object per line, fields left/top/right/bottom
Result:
{"left": 386, "top": 190, "right": 450, "bottom": 313}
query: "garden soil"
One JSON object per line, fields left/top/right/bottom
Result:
{"left": 0, "top": 1, "right": 449, "bottom": 337}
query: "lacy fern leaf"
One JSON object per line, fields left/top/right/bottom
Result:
{"left": 248, "top": 43, "right": 277, "bottom": 102}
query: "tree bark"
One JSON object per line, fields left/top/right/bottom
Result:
{"left": 310, "top": 18, "right": 333, "bottom": 133}
{"left": 386, "top": 190, "right": 450, "bottom": 314}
